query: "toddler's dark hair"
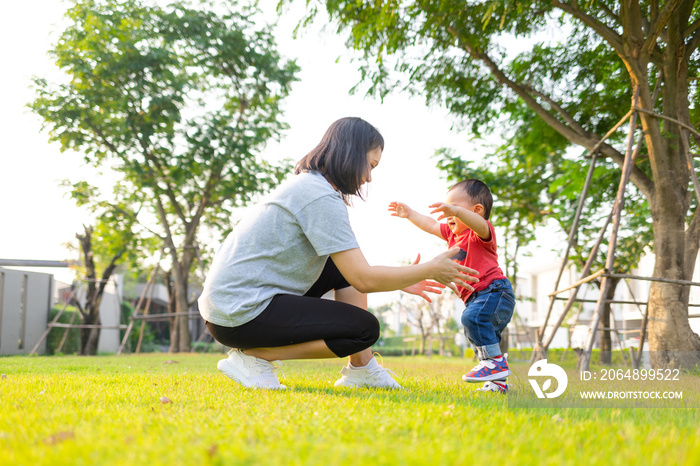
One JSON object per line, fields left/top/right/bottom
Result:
{"left": 449, "top": 179, "right": 493, "bottom": 220}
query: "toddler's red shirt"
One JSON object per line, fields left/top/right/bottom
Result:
{"left": 440, "top": 221, "right": 507, "bottom": 302}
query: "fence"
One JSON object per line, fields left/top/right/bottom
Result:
{"left": 0, "top": 267, "right": 53, "bottom": 355}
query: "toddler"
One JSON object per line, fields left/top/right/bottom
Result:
{"left": 389, "top": 179, "right": 515, "bottom": 393}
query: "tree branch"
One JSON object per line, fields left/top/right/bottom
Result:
{"left": 72, "top": 298, "right": 87, "bottom": 319}
{"left": 552, "top": 1, "right": 625, "bottom": 56}
{"left": 599, "top": 3, "right": 620, "bottom": 24}
{"left": 685, "top": 204, "right": 700, "bottom": 278}
{"left": 138, "top": 140, "right": 190, "bottom": 227}
{"left": 87, "top": 123, "right": 124, "bottom": 160}
{"left": 643, "top": 0, "right": 684, "bottom": 56}
{"left": 525, "top": 85, "right": 590, "bottom": 135}
{"left": 153, "top": 191, "right": 181, "bottom": 272}
{"left": 124, "top": 91, "right": 191, "bottom": 228}
{"left": 446, "top": 25, "right": 656, "bottom": 199}
{"left": 184, "top": 107, "right": 249, "bottom": 248}
{"left": 650, "top": 0, "right": 659, "bottom": 23}
{"left": 685, "top": 28, "right": 700, "bottom": 61}
{"left": 446, "top": 26, "right": 586, "bottom": 144}
{"left": 634, "top": 107, "right": 700, "bottom": 139}
{"left": 686, "top": 18, "right": 700, "bottom": 37}
{"left": 97, "top": 248, "right": 126, "bottom": 298}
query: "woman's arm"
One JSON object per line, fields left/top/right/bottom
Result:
{"left": 330, "top": 247, "right": 478, "bottom": 295}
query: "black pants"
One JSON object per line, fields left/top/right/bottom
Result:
{"left": 206, "top": 259, "right": 380, "bottom": 357}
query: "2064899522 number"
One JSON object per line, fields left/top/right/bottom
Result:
{"left": 599, "top": 368, "right": 680, "bottom": 381}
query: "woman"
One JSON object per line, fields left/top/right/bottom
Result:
{"left": 199, "top": 117, "right": 477, "bottom": 389}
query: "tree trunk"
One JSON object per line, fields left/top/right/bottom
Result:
{"left": 647, "top": 272, "right": 700, "bottom": 368}
{"left": 600, "top": 304, "right": 611, "bottom": 365}
{"left": 168, "top": 264, "right": 191, "bottom": 353}
{"left": 645, "top": 189, "right": 700, "bottom": 367}
{"left": 81, "top": 325, "right": 100, "bottom": 355}
{"left": 599, "top": 277, "right": 620, "bottom": 365}
{"left": 640, "top": 4, "right": 700, "bottom": 368}
{"left": 166, "top": 270, "right": 178, "bottom": 352}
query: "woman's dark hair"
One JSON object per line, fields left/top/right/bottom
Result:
{"left": 449, "top": 179, "right": 493, "bottom": 220}
{"left": 294, "top": 117, "right": 384, "bottom": 202}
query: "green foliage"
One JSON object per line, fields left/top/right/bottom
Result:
{"left": 444, "top": 316, "right": 460, "bottom": 334}
{"left": 368, "top": 304, "right": 395, "bottom": 341}
{"left": 303, "top": 1, "right": 653, "bottom": 139}
{"left": 119, "top": 301, "right": 159, "bottom": 353}
{"left": 436, "top": 137, "right": 652, "bottom": 279}
{"left": 31, "top": 0, "right": 299, "bottom": 268}
{"left": 63, "top": 182, "right": 152, "bottom": 275}
{"left": 32, "top": 0, "right": 301, "bottom": 351}
{"left": 45, "top": 306, "right": 81, "bottom": 355}
{"left": 1, "top": 354, "right": 699, "bottom": 464}
{"left": 46, "top": 302, "right": 162, "bottom": 355}
{"left": 297, "top": 0, "right": 669, "bottom": 284}
{"left": 374, "top": 335, "right": 462, "bottom": 357}
{"left": 191, "top": 341, "right": 225, "bottom": 353}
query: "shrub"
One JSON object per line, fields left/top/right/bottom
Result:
{"left": 46, "top": 306, "right": 81, "bottom": 355}
{"left": 372, "top": 335, "right": 463, "bottom": 357}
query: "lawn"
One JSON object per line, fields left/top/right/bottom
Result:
{"left": 1, "top": 354, "right": 699, "bottom": 465}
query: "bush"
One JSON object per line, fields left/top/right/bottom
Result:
{"left": 192, "top": 342, "right": 226, "bottom": 353}
{"left": 46, "top": 306, "right": 81, "bottom": 355}
{"left": 372, "top": 335, "right": 463, "bottom": 357}
{"left": 45, "top": 302, "right": 164, "bottom": 355}
{"left": 502, "top": 348, "right": 637, "bottom": 368}
{"left": 120, "top": 302, "right": 160, "bottom": 353}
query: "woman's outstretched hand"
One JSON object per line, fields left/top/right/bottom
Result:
{"left": 428, "top": 247, "right": 479, "bottom": 295}
{"left": 401, "top": 254, "right": 446, "bottom": 303}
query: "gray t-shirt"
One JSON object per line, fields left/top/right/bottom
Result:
{"left": 198, "top": 171, "right": 360, "bottom": 327}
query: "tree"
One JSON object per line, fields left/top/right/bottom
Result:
{"left": 73, "top": 224, "right": 124, "bottom": 355}
{"left": 424, "top": 289, "right": 456, "bottom": 356}
{"left": 397, "top": 292, "right": 430, "bottom": 354}
{"left": 32, "top": 0, "right": 299, "bottom": 352}
{"left": 65, "top": 181, "right": 149, "bottom": 355}
{"left": 296, "top": 0, "right": 700, "bottom": 368}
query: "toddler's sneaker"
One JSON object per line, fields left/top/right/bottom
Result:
{"left": 462, "top": 355, "right": 510, "bottom": 382}
{"left": 334, "top": 357, "right": 402, "bottom": 389}
{"left": 217, "top": 349, "right": 287, "bottom": 390}
{"left": 476, "top": 381, "right": 508, "bottom": 394}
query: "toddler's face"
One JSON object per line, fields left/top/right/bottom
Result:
{"left": 445, "top": 189, "right": 478, "bottom": 236}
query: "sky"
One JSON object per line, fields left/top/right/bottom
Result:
{"left": 0, "top": 1, "right": 562, "bottom": 307}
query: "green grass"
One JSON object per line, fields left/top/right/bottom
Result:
{"left": 1, "top": 354, "right": 699, "bottom": 465}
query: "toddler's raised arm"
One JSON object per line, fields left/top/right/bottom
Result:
{"left": 389, "top": 201, "right": 443, "bottom": 239}
{"left": 429, "top": 202, "right": 490, "bottom": 239}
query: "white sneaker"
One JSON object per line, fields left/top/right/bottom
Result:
{"left": 334, "top": 357, "right": 402, "bottom": 389}
{"left": 476, "top": 381, "right": 508, "bottom": 394}
{"left": 217, "top": 349, "right": 286, "bottom": 390}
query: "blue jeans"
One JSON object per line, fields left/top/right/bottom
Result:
{"left": 461, "top": 278, "right": 515, "bottom": 360}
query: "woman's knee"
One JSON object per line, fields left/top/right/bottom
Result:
{"left": 361, "top": 311, "right": 381, "bottom": 346}
{"left": 329, "top": 311, "right": 380, "bottom": 357}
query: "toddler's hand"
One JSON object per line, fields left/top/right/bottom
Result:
{"left": 388, "top": 201, "right": 412, "bottom": 219}
{"left": 429, "top": 202, "right": 458, "bottom": 221}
